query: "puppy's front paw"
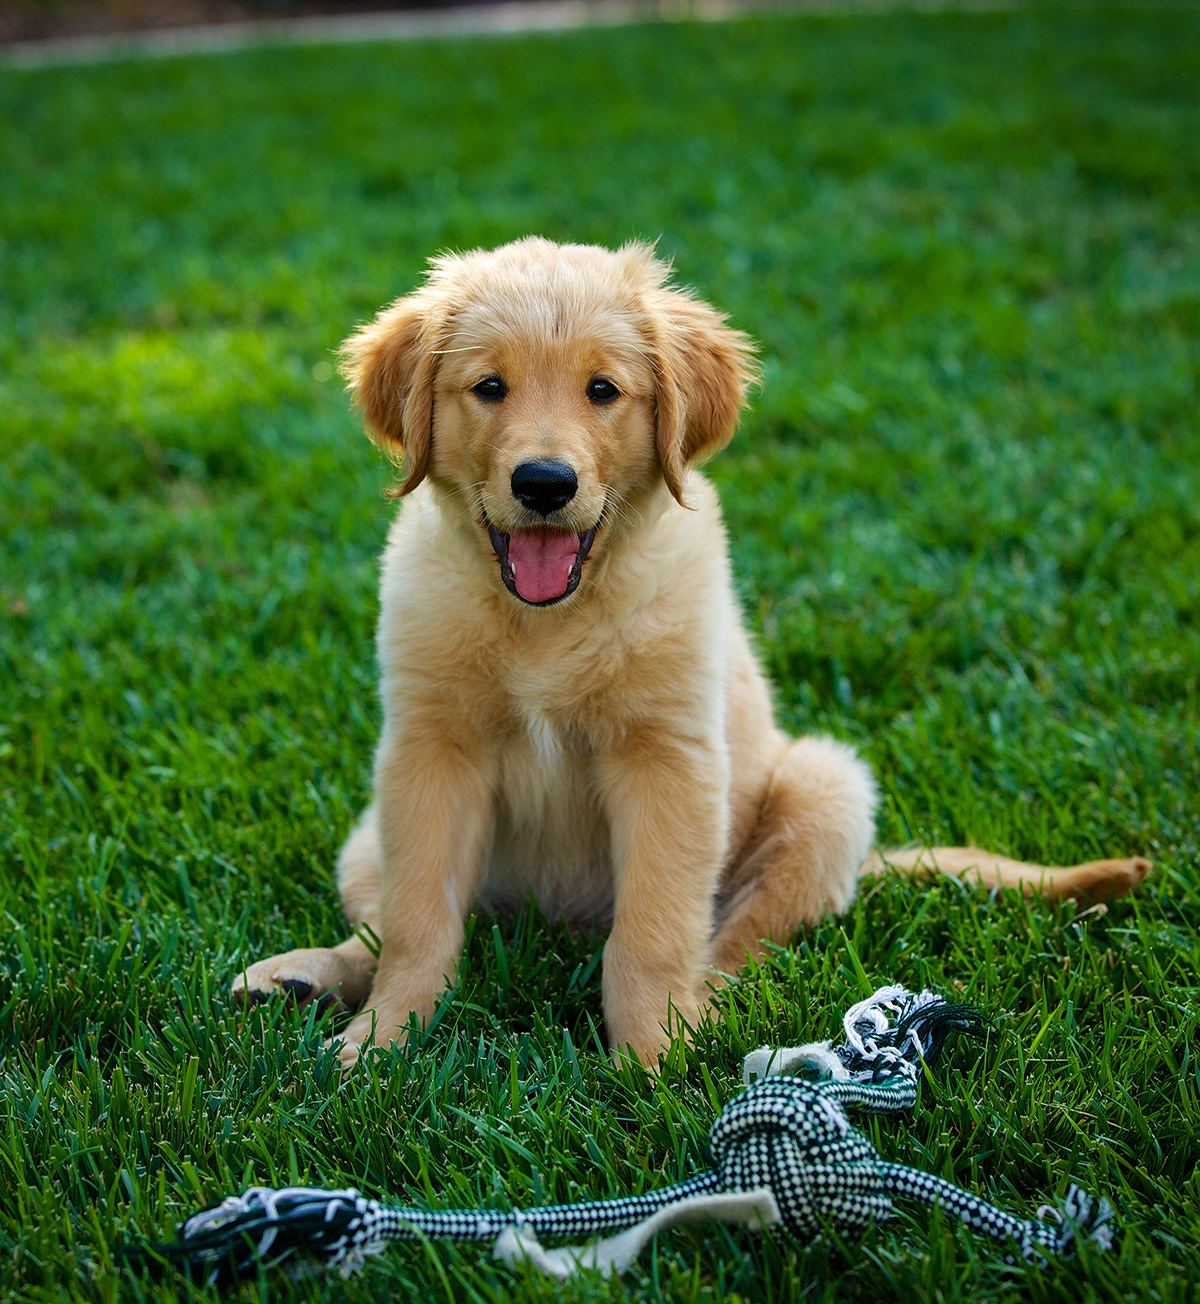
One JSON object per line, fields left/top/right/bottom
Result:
{"left": 333, "top": 1008, "right": 409, "bottom": 1073}
{"left": 231, "top": 948, "right": 357, "bottom": 1014}
{"left": 336, "top": 1036, "right": 364, "bottom": 1073}
{"left": 609, "top": 1039, "right": 666, "bottom": 1078}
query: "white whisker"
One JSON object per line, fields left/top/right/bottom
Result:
{"left": 601, "top": 483, "right": 643, "bottom": 529}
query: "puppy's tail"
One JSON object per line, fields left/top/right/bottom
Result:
{"left": 861, "top": 845, "right": 1151, "bottom": 903}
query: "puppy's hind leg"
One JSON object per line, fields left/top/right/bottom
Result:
{"left": 710, "top": 736, "right": 878, "bottom": 977}
{"left": 230, "top": 807, "right": 382, "bottom": 1013}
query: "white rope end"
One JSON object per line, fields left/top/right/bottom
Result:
{"left": 742, "top": 1040, "right": 849, "bottom": 1085}
{"left": 493, "top": 1225, "right": 580, "bottom": 1281}
{"left": 494, "top": 1190, "right": 783, "bottom": 1279}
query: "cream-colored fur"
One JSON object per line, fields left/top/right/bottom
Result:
{"left": 231, "top": 238, "right": 1149, "bottom": 1068}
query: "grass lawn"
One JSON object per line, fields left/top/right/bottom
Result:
{"left": 2, "top": 5, "right": 1198, "bottom": 1301}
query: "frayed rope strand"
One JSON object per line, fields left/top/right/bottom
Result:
{"left": 835, "top": 986, "right": 993, "bottom": 1083}
{"left": 744, "top": 986, "right": 992, "bottom": 1088}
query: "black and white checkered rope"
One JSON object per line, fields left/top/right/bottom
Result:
{"left": 123, "top": 986, "right": 1116, "bottom": 1283}
{"left": 165, "top": 1173, "right": 728, "bottom": 1283}
{"left": 875, "top": 1165, "right": 1116, "bottom": 1264}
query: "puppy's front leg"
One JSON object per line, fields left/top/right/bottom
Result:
{"left": 599, "top": 735, "right": 729, "bottom": 1067}
{"left": 338, "top": 731, "right": 495, "bottom": 1069}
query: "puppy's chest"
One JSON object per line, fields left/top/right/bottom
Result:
{"left": 495, "top": 695, "right": 598, "bottom": 829}
{"left": 484, "top": 695, "right": 613, "bottom": 922}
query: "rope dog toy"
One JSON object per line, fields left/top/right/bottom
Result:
{"left": 122, "top": 987, "right": 1116, "bottom": 1284}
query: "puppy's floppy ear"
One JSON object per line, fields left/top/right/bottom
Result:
{"left": 646, "top": 285, "right": 758, "bottom": 505}
{"left": 339, "top": 289, "right": 442, "bottom": 497}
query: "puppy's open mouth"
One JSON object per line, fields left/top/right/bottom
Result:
{"left": 486, "top": 523, "right": 598, "bottom": 606}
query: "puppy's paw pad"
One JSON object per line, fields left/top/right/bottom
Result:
{"left": 229, "top": 967, "right": 279, "bottom": 1006}
{"left": 234, "top": 983, "right": 273, "bottom": 1007}
{"left": 229, "top": 949, "right": 350, "bottom": 1011}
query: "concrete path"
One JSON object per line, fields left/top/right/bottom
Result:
{"left": 2, "top": 0, "right": 1001, "bottom": 69}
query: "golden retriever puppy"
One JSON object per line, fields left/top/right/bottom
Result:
{"left": 231, "top": 237, "right": 1149, "bottom": 1068}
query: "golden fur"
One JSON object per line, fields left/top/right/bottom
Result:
{"left": 232, "top": 238, "right": 1149, "bottom": 1067}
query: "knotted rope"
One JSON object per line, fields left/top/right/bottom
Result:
{"left": 121, "top": 987, "right": 1116, "bottom": 1284}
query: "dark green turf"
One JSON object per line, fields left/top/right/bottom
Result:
{"left": 1, "top": 5, "right": 1198, "bottom": 1301}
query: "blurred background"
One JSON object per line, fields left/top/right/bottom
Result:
{"left": 3, "top": 1, "right": 1196, "bottom": 900}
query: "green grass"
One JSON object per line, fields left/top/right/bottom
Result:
{"left": 1, "top": 5, "right": 1198, "bottom": 1301}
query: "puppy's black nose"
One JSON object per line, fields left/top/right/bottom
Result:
{"left": 511, "top": 460, "right": 578, "bottom": 516}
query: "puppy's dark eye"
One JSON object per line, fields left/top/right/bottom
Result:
{"left": 472, "top": 376, "right": 507, "bottom": 401}
{"left": 586, "top": 378, "right": 620, "bottom": 405}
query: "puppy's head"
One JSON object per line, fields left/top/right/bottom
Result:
{"left": 340, "top": 237, "right": 756, "bottom": 607}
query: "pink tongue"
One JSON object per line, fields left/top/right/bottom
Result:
{"left": 507, "top": 529, "right": 579, "bottom": 603}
